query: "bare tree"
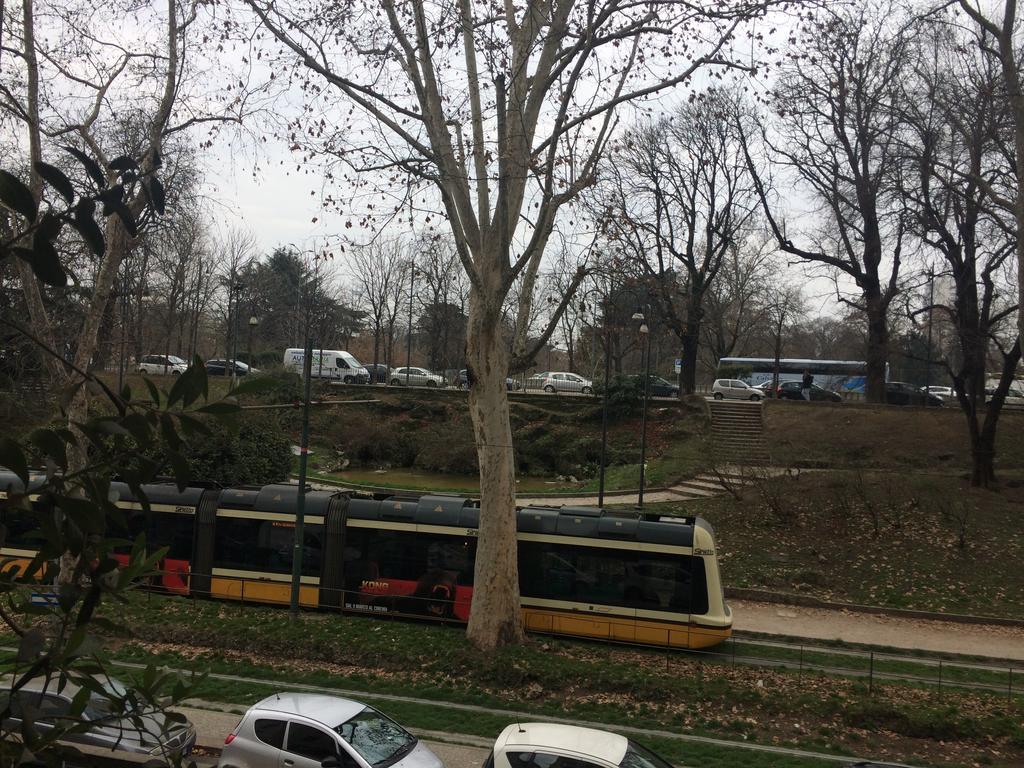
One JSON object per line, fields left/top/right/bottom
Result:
{"left": 699, "top": 233, "right": 775, "bottom": 371}
{"left": 598, "top": 88, "right": 760, "bottom": 395}
{"left": 417, "top": 236, "right": 468, "bottom": 373}
{"left": 349, "top": 238, "right": 409, "bottom": 372}
{"left": 763, "top": 282, "right": 807, "bottom": 394}
{"left": 742, "top": 2, "right": 914, "bottom": 402}
{"left": 1, "top": 0, "right": 254, "bottom": 462}
{"left": 242, "top": 0, "right": 793, "bottom": 648}
{"left": 900, "top": 19, "right": 1020, "bottom": 486}
{"left": 954, "top": 0, "right": 1024, "bottom": 348}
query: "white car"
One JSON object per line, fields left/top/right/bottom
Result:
{"left": 219, "top": 693, "right": 443, "bottom": 768}
{"left": 712, "top": 378, "right": 762, "bottom": 401}
{"left": 487, "top": 722, "right": 674, "bottom": 768}
{"left": 137, "top": 354, "right": 188, "bottom": 375}
{"left": 390, "top": 366, "right": 444, "bottom": 387}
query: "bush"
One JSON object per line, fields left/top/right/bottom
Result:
{"left": 592, "top": 375, "right": 645, "bottom": 416}
{"left": 186, "top": 414, "right": 292, "bottom": 485}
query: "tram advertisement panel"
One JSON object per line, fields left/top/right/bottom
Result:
{"left": 342, "top": 528, "right": 475, "bottom": 620}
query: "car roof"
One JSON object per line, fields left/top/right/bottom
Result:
{"left": 495, "top": 723, "right": 628, "bottom": 765}
{"left": 251, "top": 693, "right": 365, "bottom": 727}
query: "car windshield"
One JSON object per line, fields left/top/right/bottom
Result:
{"left": 167, "top": 356, "right": 186, "bottom": 365}
{"left": 619, "top": 741, "right": 674, "bottom": 768}
{"left": 336, "top": 708, "right": 416, "bottom": 768}
{"left": 342, "top": 352, "right": 362, "bottom": 367}
{"left": 82, "top": 678, "right": 135, "bottom": 720}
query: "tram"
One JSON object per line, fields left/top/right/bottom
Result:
{"left": 0, "top": 473, "right": 732, "bottom": 649}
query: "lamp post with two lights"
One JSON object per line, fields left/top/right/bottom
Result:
{"left": 632, "top": 308, "right": 652, "bottom": 510}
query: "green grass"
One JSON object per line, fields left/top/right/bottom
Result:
{"left": 647, "top": 470, "right": 1024, "bottom": 620}
{"left": 31, "top": 593, "right": 1021, "bottom": 767}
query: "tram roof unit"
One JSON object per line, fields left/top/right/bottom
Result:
{"left": 0, "top": 472, "right": 708, "bottom": 548}
{"left": 346, "top": 494, "right": 701, "bottom": 547}
{"left": 111, "top": 481, "right": 206, "bottom": 508}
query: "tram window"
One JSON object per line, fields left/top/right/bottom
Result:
{"left": 343, "top": 528, "right": 475, "bottom": 587}
{"left": 148, "top": 513, "right": 193, "bottom": 559}
{"left": 1, "top": 508, "right": 40, "bottom": 548}
{"left": 116, "top": 512, "right": 194, "bottom": 559}
{"left": 213, "top": 516, "right": 322, "bottom": 576}
{"left": 518, "top": 541, "right": 708, "bottom": 614}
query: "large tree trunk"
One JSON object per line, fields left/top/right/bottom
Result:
{"left": 864, "top": 294, "right": 889, "bottom": 403}
{"left": 679, "top": 295, "right": 704, "bottom": 395}
{"left": 971, "top": 341, "right": 1022, "bottom": 487}
{"left": 465, "top": 280, "right": 524, "bottom": 650}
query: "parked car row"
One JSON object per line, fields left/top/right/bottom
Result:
{"left": 220, "top": 694, "right": 670, "bottom": 768}
{"left": 714, "top": 377, "right": 953, "bottom": 407}
{"left": 7, "top": 676, "right": 677, "bottom": 768}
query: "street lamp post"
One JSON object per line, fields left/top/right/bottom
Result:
{"left": 117, "top": 263, "right": 128, "bottom": 392}
{"left": 924, "top": 268, "right": 935, "bottom": 406}
{"left": 405, "top": 263, "right": 417, "bottom": 386}
{"left": 597, "top": 319, "right": 612, "bottom": 508}
{"left": 248, "top": 316, "right": 259, "bottom": 369}
{"left": 290, "top": 251, "right": 319, "bottom": 621}
{"left": 632, "top": 309, "right": 652, "bottom": 510}
{"left": 226, "top": 274, "right": 244, "bottom": 382}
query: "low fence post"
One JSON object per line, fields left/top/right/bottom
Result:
{"left": 869, "top": 651, "right": 874, "bottom": 696}
{"left": 799, "top": 645, "right": 804, "bottom": 678}
{"left": 938, "top": 660, "right": 943, "bottom": 696}
{"left": 1009, "top": 667, "right": 1014, "bottom": 702}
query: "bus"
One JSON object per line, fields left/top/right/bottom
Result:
{"left": 716, "top": 357, "right": 884, "bottom": 394}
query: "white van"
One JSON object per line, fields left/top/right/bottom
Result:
{"left": 282, "top": 349, "right": 370, "bottom": 384}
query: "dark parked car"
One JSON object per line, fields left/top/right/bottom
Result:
{"left": 776, "top": 380, "right": 842, "bottom": 402}
{"left": 885, "top": 381, "right": 943, "bottom": 406}
{"left": 205, "top": 359, "right": 255, "bottom": 377}
{"left": 628, "top": 374, "right": 679, "bottom": 398}
{"left": 455, "top": 369, "right": 522, "bottom": 391}
{"left": 364, "top": 363, "right": 391, "bottom": 384}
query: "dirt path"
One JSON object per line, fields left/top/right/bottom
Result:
{"left": 733, "top": 598, "right": 1024, "bottom": 661}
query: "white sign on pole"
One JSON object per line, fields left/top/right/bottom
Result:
{"left": 674, "top": 358, "right": 682, "bottom": 374}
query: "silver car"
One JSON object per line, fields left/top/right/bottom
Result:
{"left": 389, "top": 367, "right": 444, "bottom": 387}
{"left": 219, "top": 693, "right": 444, "bottom": 768}
{"left": 526, "top": 371, "right": 593, "bottom": 394}
{"left": 0, "top": 676, "right": 196, "bottom": 760}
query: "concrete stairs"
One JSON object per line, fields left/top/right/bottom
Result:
{"left": 708, "top": 400, "right": 770, "bottom": 464}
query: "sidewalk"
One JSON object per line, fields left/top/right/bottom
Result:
{"left": 731, "top": 598, "right": 1024, "bottom": 661}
